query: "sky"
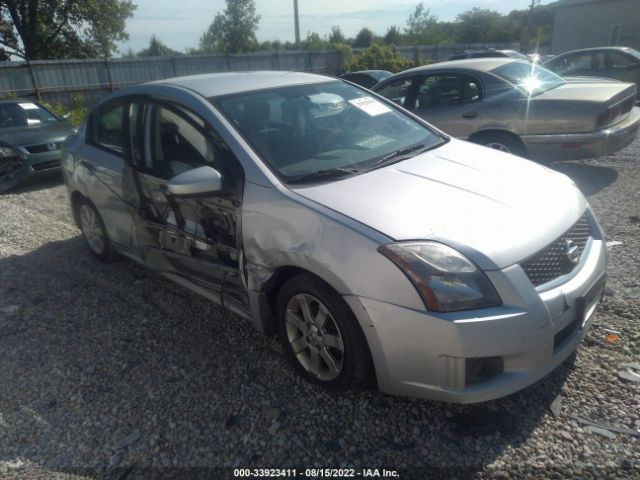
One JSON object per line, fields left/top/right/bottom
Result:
{"left": 120, "top": 0, "right": 547, "bottom": 54}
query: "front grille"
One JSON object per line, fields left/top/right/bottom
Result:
{"left": 521, "top": 214, "right": 591, "bottom": 287}
{"left": 32, "top": 159, "right": 60, "bottom": 171}
{"left": 25, "top": 142, "right": 60, "bottom": 154}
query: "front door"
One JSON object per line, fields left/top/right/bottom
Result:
{"left": 124, "top": 99, "right": 248, "bottom": 311}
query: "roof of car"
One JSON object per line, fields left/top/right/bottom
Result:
{"left": 153, "top": 71, "right": 335, "bottom": 97}
{"left": 553, "top": 46, "right": 637, "bottom": 57}
{"left": 399, "top": 57, "right": 518, "bottom": 75}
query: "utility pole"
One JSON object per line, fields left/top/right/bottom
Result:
{"left": 293, "top": 0, "right": 300, "bottom": 45}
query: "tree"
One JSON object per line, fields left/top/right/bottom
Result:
{"left": 404, "top": 2, "right": 439, "bottom": 44}
{"left": 328, "top": 25, "right": 345, "bottom": 45}
{"left": 199, "top": 0, "right": 260, "bottom": 54}
{"left": 455, "top": 8, "right": 516, "bottom": 43}
{"left": 137, "top": 35, "right": 181, "bottom": 57}
{"left": 348, "top": 44, "right": 409, "bottom": 72}
{"left": 0, "top": 0, "right": 136, "bottom": 60}
{"left": 383, "top": 25, "right": 402, "bottom": 45}
{"left": 353, "top": 27, "right": 373, "bottom": 48}
{"left": 300, "top": 31, "right": 327, "bottom": 50}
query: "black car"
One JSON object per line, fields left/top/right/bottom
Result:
{"left": 340, "top": 70, "right": 393, "bottom": 89}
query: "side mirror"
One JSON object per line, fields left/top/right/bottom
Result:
{"left": 167, "top": 165, "right": 222, "bottom": 196}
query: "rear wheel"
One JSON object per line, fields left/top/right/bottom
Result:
{"left": 472, "top": 132, "right": 526, "bottom": 157}
{"left": 78, "top": 199, "right": 116, "bottom": 262}
{"left": 276, "top": 274, "right": 371, "bottom": 391}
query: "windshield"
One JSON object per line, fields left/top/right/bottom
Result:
{"left": 212, "top": 81, "right": 444, "bottom": 182}
{"left": 491, "top": 61, "right": 566, "bottom": 96}
{"left": 0, "top": 102, "right": 59, "bottom": 128}
{"left": 624, "top": 48, "right": 640, "bottom": 61}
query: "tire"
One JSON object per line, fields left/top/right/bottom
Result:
{"left": 472, "top": 132, "right": 526, "bottom": 158}
{"left": 276, "top": 273, "right": 371, "bottom": 391}
{"left": 77, "top": 199, "right": 116, "bottom": 262}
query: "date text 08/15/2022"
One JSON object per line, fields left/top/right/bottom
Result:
{"left": 233, "top": 468, "right": 400, "bottom": 478}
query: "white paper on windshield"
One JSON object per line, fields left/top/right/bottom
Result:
{"left": 19, "top": 102, "right": 39, "bottom": 110}
{"left": 348, "top": 96, "right": 391, "bottom": 116}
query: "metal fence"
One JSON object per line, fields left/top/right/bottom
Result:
{"left": 0, "top": 42, "right": 519, "bottom": 109}
{"left": 0, "top": 50, "right": 343, "bottom": 108}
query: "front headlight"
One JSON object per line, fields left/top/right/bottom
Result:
{"left": 0, "top": 146, "right": 20, "bottom": 159}
{"left": 378, "top": 241, "right": 501, "bottom": 312}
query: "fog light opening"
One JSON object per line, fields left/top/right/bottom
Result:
{"left": 465, "top": 357, "right": 504, "bottom": 386}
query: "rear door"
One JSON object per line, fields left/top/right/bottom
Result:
{"left": 406, "top": 73, "right": 484, "bottom": 138}
{"left": 77, "top": 101, "right": 136, "bottom": 252}
{"left": 125, "top": 99, "right": 248, "bottom": 310}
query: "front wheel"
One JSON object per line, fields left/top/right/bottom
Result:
{"left": 276, "top": 274, "right": 371, "bottom": 391}
{"left": 78, "top": 199, "right": 116, "bottom": 262}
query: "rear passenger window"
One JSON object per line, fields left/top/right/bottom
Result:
{"left": 91, "top": 103, "right": 125, "bottom": 154}
{"left": 413, "top": 74, "right": 482, "bottom": 110}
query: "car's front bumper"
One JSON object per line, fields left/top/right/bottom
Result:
{"left": 0, "top": 151, "right": 61, "bottom": 192}
{"left": 345, "top": 226, "right": 607, "bottom": 404}
{"left": 521, "top": 106, "right": 640, "bottom": 161}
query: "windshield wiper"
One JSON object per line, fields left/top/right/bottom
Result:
{"left": 365, "top": 143, "right": 429, "bottom": 172}
{"left": 286, "top": 167, "right": 361, "bottom": 184}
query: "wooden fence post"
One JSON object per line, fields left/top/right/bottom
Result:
{"left": 26, "top": 61, "right": 41, "bottom": 101}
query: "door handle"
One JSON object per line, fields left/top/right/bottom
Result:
{"left": 462, "top": 112, "right": 478, "bottom": 119}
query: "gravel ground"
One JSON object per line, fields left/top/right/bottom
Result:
{"left": 0, "top": 140, "right": 639, "bottom": 480}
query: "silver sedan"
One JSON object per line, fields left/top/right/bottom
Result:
{"left": 372, "top": 58, "right": 640, "bottom": 161}
{"left": 62, "top": 71, "right": 607, "bottom": 403}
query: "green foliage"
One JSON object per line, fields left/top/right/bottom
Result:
{"left": 348, "top": 44, "right": 409, "bottom": 73}
{"left": 334, "top": 43, "right": 353, "bottom": 70}
{"left": 353, "top": 27, "right": 374, "bottom": 48}
{"left": 328, "top": 26, "right": 345, "bottom": 45}
{"left": 404, "top": 2, "right": 439, "bottom": 44}
{"left": 199, "top": 0, "right": 261, "bottom": 54}
{"left": 300, "top": 32, "right": 328, "bottom": 50}
{"left": 383, "top": 26, "right": 402, "bottom": 46}
{"left": 0, "top": 90, "right": 17, "bottom": 99}
{"left": 455, "top": 8, "right": 518, "bottom": 43}
{"left": 42, "top": 94, "right": 86, "bottom": 127}
{"left": 0, "top": 0, "right": 136, "bottom": 60}
{"left": 137, "top": 35, "right": 182, "bottom": 57}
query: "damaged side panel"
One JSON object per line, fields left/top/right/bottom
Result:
{"left": 241, "top": 182, "right": 426, "bottom": 335}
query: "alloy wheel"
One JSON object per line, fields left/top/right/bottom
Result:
{"left": 79, "top": 204, "right": 105, "bottom": 255}
{"left": 284, "top": 293, "right": 345, "bottom": 381}
{"left": 485, "top": 142, "right": 512, "bottom": 153}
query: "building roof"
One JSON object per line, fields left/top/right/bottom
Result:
{"left": 154, "top": 71, "right": 334, "bottom": 97}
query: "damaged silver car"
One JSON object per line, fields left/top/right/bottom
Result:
{"left": 0, "top": 100, "right": 72, "bottom": 191}
{"left": 62, "top": 72, "right": 607, "bottom": 403}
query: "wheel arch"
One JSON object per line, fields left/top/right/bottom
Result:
{"left": 69, "top": 190, "right": 87, "bottom": 228}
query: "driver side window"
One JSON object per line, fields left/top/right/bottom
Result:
{"left": 131, "top": 102, "right": 227, "bottom": 180}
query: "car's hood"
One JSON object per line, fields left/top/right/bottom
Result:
{"left": 291, "top": 139, "right": 587, "bottom": 270}
{"left": 537, "top": 81, "right": 636, "bottom": 104}
{"left": 0, "top": 121, "right": 72, "bottom": 147}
